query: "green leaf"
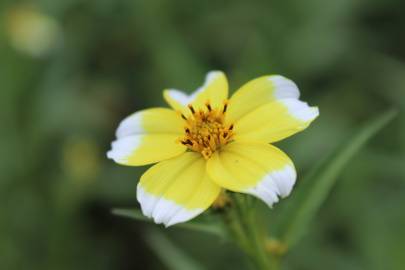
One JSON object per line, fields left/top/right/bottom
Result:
{"left": 112, "top": 208, "right": 150, "bottom": 221}
{"left": 112, "top": 208, "right": 226, "bottom": 237}
{"left": 144, "top": 228, "right": 206, "bottom": 270}
{"left": 273, "top": 109, "right": 398, "bottom": 249}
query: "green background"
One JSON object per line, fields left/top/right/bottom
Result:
{"left": 1, "top": 0, "right": 404, "bottom": 269}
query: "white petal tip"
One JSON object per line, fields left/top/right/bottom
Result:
{"left": 281, "top": 99, "right": 319, "bottom": 122}
{"left": 106, "top": 136, "right": 141, "bottom": 164}
{"left": 164, "top": 70, "right": 224, "bottom": 107}
{"left": 106, "top": 150, "right": 113, "bottom": 159}
{"left": 115, "top": 112, "right": 143, "bottom": 138}
{"left": 136, "top": 185, "right": 203, "bottom": 227}
{"left": 164, "top": 89, "right": 191, "bottom": 106}
{"left": 269, "top": 75, "right": 300, "bottom": 99}
{"left": 194, "top": 71, "right": 224, "bottom": 95}
{"left": 246, "top": 165, "right": 297, "bottom": 208}
{"left": 206, "top": 70, "right": 223, "bottom": 80}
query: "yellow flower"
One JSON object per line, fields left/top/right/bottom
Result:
{"left": 107, "top": 71, "right": 319, "bottom": 227}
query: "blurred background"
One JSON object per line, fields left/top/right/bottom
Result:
{"left": 1, "top": 0, "right": 404, "bottom": 269}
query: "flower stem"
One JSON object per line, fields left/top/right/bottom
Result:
{"left": 225, "top": 194, "right": 276, "bottom": 270}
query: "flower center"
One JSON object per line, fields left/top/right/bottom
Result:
{"left": 180, "top": 101, "right": 234, "bottom": 159}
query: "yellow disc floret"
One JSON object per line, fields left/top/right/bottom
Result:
{"left": 180, "top": 101, "right": 234, "bottom": 159}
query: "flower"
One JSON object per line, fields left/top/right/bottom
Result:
{"left": 107, "top": 71, "right": 319, "bottom": 227}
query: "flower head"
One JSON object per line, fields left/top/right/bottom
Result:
{"left": 107, "top": 71, "right": 319, "bottom": 227}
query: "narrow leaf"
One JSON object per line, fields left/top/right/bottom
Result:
{"left": 112, "top": 208, "right": 150, "bottom": 222}
{"left": 273, "top": 109, "right": 397, "bottom": 248}
{"left": 144, "top": 228, "right": 205, "bottom": 270}
{"left": 112, "top": 208, "right": 226, "bottom": 237}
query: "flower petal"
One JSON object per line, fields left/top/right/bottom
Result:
{"left": 107, "top": 108, "right": 186, "bottom": 166}
{"left": 207, "top": 142, "right": 296, "bottom": 207}
{"left": 227, "top": 75, "right": 300, "bottom": 123}
{"left": 137, "top": 152, "right": 220, "bottom": 226}
{"left": 163, "top": 71, "right": 228, "bottom": 113}
{"left": 107, "top": 135, "right": 186, "bottom": 166}
{"left": 115, "top": 108, "right": 184, "bottom": 139}
{"left": 233, "top": 98, "right": 319, "bottom": 143}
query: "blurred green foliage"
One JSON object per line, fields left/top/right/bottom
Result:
{"left": 0, "top": 0, "right": 404, "bottom": 269}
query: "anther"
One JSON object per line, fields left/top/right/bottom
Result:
{"left": 181, "top": 114, "right": 187, "bottom": 120}
{"left": 185, "top": 139, "right": 193, "bottom": 145}
{"left": 229, "top": 124, "right": 234, "bottom": 130}
{"left": 223, "top": 103, "right": 228, "bottom": 113}
{"left": 188, "top": 104, "right": 195, "bottom": 114}
{"left": 206, "top": 103, "right": 212, "bottom": 112}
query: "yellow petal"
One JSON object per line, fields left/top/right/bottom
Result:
{"left": 233, "top": 99, "right": 319, "bottom": 143}
{"left": 207, "top": 142, "right": 296, "bottom": 207}
{"left": 107, "top": 108, "right": 186, "bottom": 166}
{"left": 107, "top": 134, "right": 186, "bottom": 166}
{"left": 163, "top": 71, "right": 228, "bottom": 113}
{"left": 227, "top": 75, "right": 300, "bottom": 123}
{"left": 137, "top": 152, "right": 221, "bottom": 226}
{"left": 115, "top": 107, "right": 184, "bottom": 138}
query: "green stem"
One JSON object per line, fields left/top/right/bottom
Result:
{"left": 225, "top": 194, "right": 277, "bottom": 270}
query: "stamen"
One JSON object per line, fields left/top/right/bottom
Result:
{"left": 180, "top": 100, "right": 234, "bottom": 159}
{"left": 183, "top": 139, "right": 193, "bottom": 145}
{"left": 188, "top": 104, "right": 195, "bottom": 114}
{"left": 223, "top": 102, "right": 228, "bottom": 113}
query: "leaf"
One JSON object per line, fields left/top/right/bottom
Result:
{"left": 112, "top": 208, "right": 150, "bottom": 221}
{"left": 144, "top": 228, "right": 206, "bottom": 270}
{"left": 273, "top": 109, "right": 398, "bottom": 249}
{"left": 112, "top": 208, "right": 226, "bottom": 238}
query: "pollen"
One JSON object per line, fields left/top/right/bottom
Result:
{"left": 179, "top": 100, "right": 234, "bottom": 159}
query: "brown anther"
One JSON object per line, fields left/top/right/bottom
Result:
{"left": 223, "top": 103, "right": 228, "bottom": 113}
{"left": 206, "top": 103, "right": 212, "bottom": 111}
{"left": 188, "top": 104, "right": 195, "bottom": 114}
{"left": 229, "top": 124, "right": 234, "bottom": 130}
{"left": 185, "top": 139, "right": 193, "bottom": 145}
{"left": 181, "top": 114, "right": 187, "bottom": 120}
